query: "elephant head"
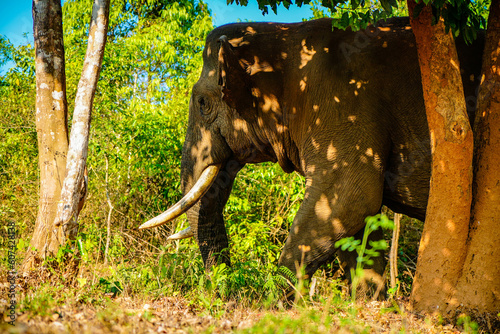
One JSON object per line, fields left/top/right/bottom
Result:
{"left": 139, "top": 28, "right": 294, "bottom": 268}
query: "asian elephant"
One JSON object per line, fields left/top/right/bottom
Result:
{"left": 140, "top": 17, "right": 483, "bottom": 291}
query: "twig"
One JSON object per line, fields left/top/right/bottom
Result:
{"left": 104, "top": 154, "right": 113, "bottom": 265}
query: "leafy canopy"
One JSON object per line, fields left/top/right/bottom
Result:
{"left": 229, "top": 0, "right": 489, "bottom": 41}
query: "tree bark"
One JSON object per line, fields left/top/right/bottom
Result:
{"left": 407, "top": 1, "right": 474, "bottom": 314}
{"left": 23, "top": 0, "right": 69, "bottom": 272}
{"left": 453, "top": 0, "right": 500, "bottom": 316}
{"left": 53, "top": 0, "right": 110, "bottom": 243}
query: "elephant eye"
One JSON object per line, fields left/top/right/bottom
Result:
{"left": 198, "top": 97, "right": 208, "bottom": 115}
{"left": 196, "top": 96, "right": 216, "bottom": 123}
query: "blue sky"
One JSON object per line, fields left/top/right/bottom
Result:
{"left": 0, "top": 1, "right": 33, "bottom": 47}
{"left": 0, "top": 0, "right": 313, "bottom": 47}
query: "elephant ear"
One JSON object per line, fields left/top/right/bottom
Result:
{"left": 218, "top": 35, "right": 252, "bottom": 110}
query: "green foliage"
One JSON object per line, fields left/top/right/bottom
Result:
{"left": 0, "top": 35, "right": 37, "bottom": 237}
{"left": 0, "top": 0, "right": 215, "bottom": 292}
{"left": 309, "top": 0, "right": 408, "bottom": 30}
{"left": 335, "top": 214, "right": 393, "bottom": 267}
{"left": 456, "top": 314, "right": 480, "bottom": 333}
{"left": 19, "top": 283, "right": 67, "bottom": 317}
{"left": 226, "top": 164, "right": 304, "bottom": 266}
{"left": 98, "top": 277, "right": 124, "bottom": 297}
{"left": 0, "top": 35, "right": 13, "bottom": 70}
{"left": 422, "top": 0, "right": 488, "bottom": 43}
{"left": 335, "top": 214, "right": 393, "bottom": 299}
{"left": 233, "top": 0, "right": 489, "bottom": 42}
{"left": 228, "top": 0, "right": 309, "bottom": 15}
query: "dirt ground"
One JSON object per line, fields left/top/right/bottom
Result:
{"left": 1, "top": 292, "right": 479, "bottom": 334}
{"left": 1, "top": 263, "right": 497, "bottom": 333}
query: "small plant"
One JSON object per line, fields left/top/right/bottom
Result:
{"left": 277, "top": 265, "right": 298, "bottom": 287}
{"left": 98, "top": 276, "right": 123, "bottom": 297}
{"left": 457, "top": 314, "right": 479, "bottom": 333}
{"left": 335, "top": 214, "right": 394, "bottom": 300}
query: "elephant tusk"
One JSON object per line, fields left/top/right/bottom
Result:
{"left": 139, "top": 165, "right": 221, "bottom": 230}
{"left": 166, "top": 227, "right": 194, "bottom": 240}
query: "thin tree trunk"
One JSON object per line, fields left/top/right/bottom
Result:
{"left": 53, "top": 0, "right": 110, "bottom": 244}
{"left": 390, "top": 213, "right": 401, "bottom": 294}
{"left": 407, "top": 0, "right": 474, "bottom": 314}
{"left": 453, "top": 0, "right": 500, "bottom": 316}
{"left": 23, "top": 0, "right": 69, "bottom": 272}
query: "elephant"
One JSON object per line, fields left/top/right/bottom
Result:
{"left": 140, "top": 17, "right": 484, "bottom": 293}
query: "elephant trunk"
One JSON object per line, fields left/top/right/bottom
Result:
{"left": 183, "top": 158, "right": 242, "bottom": 269}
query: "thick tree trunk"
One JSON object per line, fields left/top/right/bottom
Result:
{"left": 453, "top": 0, "right": 500, "bottom": 317}
{"left": 53, "top": 0, "right": 110, "bottom": 243}
{"left": 23, "top": 0, "right": 69, "bottom": 272}
{"left": 407, "top": 1, "right": 474, "bottom": 314}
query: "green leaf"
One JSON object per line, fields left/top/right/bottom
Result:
{"left": 379, "top": 0, "right": 393, "bottom": 14}
{"left": 351, "top": 0, "right": 361, "bottom": 10}
{"left": 340, "top": 12, "right": 350, "bottom": 29}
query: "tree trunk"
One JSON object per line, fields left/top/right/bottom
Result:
{"left": 53, "top": 0, "right": 110, "bottom": 243}
{"left": 453, "top": 0, "right": 500, "bottom": 317}
{"left": 407, "top": 0, "right": 474, "bottom": 314}
{"left": 23, "top": 0, "right": 69, "bottom": 272}
{"left": 24, "top": 0, "right": 109, "bottom": 272}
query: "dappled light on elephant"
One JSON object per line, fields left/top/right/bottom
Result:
{"left": 300, "top": 39, "right": 316, "bottom": 69}
{"left": 140, "top": 17, "right": 483, "bottom": 299}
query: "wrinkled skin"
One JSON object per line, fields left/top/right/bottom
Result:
{"left": 180, "top": 17, "right": 483, "bottom": 288}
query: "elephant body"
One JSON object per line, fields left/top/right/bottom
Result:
{"left": 152, "top": 18, "right": 483, "bottom": 284}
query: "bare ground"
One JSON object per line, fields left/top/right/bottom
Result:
{"left": 1, "top": 288, "right": 476, "bottom": 333}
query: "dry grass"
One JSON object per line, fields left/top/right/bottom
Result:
{"left": 0, "top": 265, "right": 488, "bottom": 334}
{"left": 0, "top": 296, "right": 475, "bottom": 334}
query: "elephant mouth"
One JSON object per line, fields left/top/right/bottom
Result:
{"left": 138, "top": 164, "right": 221, "bottom": 236}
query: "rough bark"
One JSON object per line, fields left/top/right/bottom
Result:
{"left": 453, "top": 0, "right": 500, "bottom": 316}
{"left": 23, "top": 0, "right": 69, "bottom": 272}
{"left": 407, "top": 1, "right": 474, "bottom": 314}
{"left": 53, "top": 0, "right": 110, "bottom": 242}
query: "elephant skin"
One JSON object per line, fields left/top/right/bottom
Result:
{"left": 174, "top": 17, "right": 483, "bottom": 287}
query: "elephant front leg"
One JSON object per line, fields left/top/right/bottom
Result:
{"left": 278, "top": 175, "right": 385, "bottom": 296}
